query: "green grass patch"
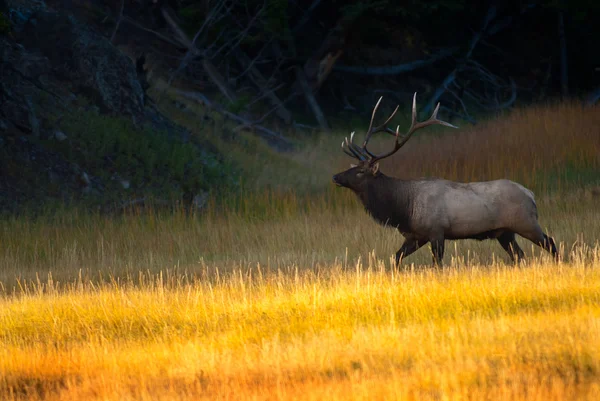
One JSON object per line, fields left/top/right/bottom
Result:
{"left": 46, "top": 109, "right": 235, "bottom": 201}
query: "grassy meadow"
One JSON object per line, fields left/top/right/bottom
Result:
{"left": 1, "top": 101, "right": 600, "bottom": 400}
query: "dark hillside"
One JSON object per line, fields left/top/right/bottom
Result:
{"left": 0, "top": 0, "right": 231, "bottom": 213}
{"left": 1, "top": 0, "right": 599, "bottom": 213}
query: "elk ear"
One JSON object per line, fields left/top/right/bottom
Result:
{"left": 371, "top": 163, "right": 380, "bottom": 175}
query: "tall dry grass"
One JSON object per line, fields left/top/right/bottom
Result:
{"left": 0, "top": 187, "right": 598, "bottom": 291}
{"left": 0, "top": 101, "right": 599, "bottom": 400}
{"left": 164, "top": 89, "right": 599, "bottom": 194}
{"left": 341, "top": 101, "right": 600, "bottom": 192}
{"left": 1, "top": 260, "right": 600, "bottom": 400}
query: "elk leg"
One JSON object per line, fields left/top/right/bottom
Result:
{"left": 430, "top": 238, "right": 445, "bottom": 267}
{"left": 543, "top": 234, "right": 559, "bottom": 260}
{"left": 395, "top": 237, "right": 426, "bottom": 266}
{"left": 497, "top": 231, "right": 525, "bottom": 263}
{"left": 517, "top": 225, "right": 559, "bottom": 261}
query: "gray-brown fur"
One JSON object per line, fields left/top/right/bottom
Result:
{"left": 333, "top": 94, "right": 558, "bottom": 266}
{"left": 333, "top": 164, "right": 558, "bottom": 266}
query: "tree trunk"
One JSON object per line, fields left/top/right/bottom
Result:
{"left": 295, "top": 67, "right": 329, "bottom": 131}
{"left": 201, "top": 59, "right": 237, "bottom": 104}
{"left": 174, "top": 90, "right": 292, "bottom": 149}
{"left": 233, "top": 49, "right": 292, "bottom": 124}
{"left": 334, "top": 47, "right": 458, "bottom": 75}
{"left": 110, "top": 0, "right": 125, "bottom": 43}
{"left": 159, "top": 6, "right": 238, "bottom": 105}
{"left": 302, "top": 13, "right": 359, "bottom": 92}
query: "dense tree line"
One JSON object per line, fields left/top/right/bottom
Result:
{"left": 101, "top": 0, "right": 600, "bottom": 129}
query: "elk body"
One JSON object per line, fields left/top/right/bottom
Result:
{"left": 332, "top": 94, "right": 558, "bottom": 266}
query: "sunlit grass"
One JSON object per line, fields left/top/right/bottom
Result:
{"left": 1, "top": 260, "right": 600, "bottom": 400}
{"left": 0, "top": 187, "right": 597, "bottom": 288}
{"left": 0, "top": 101, "right": 599, "bottom": 400}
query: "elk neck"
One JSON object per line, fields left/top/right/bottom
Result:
{"left": 355, "top": 173, "right": 414, "bottom": 231}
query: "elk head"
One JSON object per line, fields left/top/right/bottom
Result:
{"left": 332, "top": 93, "right": 457, "bottom": 192}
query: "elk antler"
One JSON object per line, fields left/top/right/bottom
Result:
{"left": 341, "top": 97, "right": 399, "bottom": 162}
{"left": 340, "top": 93, "right": 457, "bottom": 163}
{"left": 363, "top": 93, "right": 457, "bottom": 165}
{"left": 341, "top": 132, "right": 368, "bottom": 160}
{"left": 361, "top": 96, "right": 400, "bottom": 158}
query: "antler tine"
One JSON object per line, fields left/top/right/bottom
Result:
{"left": 360, "top": 97, "right": 400, "bottom": 160}
{"left": 342, "top": 133, "right": 368, "bottom": 160}
{"left": 379, "top": 104, "right": 400, "bottom": 131}
{"left": 392, "top": 92, "right": 420, "bottom": 150}
{"left": 361, "top": 97, "right": 399, "bottom": 149}
{"left": 365, "top": 96, "right": 384, "bottom": 140}
{"left": 350, "top": 141, "right": 370, "bottom": 159}
{"left": 368, "top": 92, "right": 458, "bottom": 165}
{"left": 341, "top": 141, "right": 357, "bottom": 159}
{"left": 428, "top": 102, "right": 458, "bottom": 129}
{"left": 412, "top": 92, "right": 418, "bottom": 126}
{"left": 395, "top": 93, "right": 458, "bottom": 149}
{"left": 347, "top": 131, "right": 370, "bottom": 158}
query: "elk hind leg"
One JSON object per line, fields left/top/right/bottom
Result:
{"left": 542, "top": 234, "right": 558, "bottom": 260}
{"left": 517, "top": 224, "right": 559, "bottom": 261}
{"left": 497, "top": 231, "right": 525, "bottom": 263}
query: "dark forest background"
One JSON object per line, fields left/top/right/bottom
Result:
{"left": 108, "top": 0, "right": 599, "bottom": 123}
{"left": 0, "top": 0, "right": 599, "bottom": 212}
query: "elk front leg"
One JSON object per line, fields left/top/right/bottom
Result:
{"left": 430, "top": 238, "right": 445, "bottom": 267}
{"left": 395, "top": 236, "right": 426, "bottom": 266}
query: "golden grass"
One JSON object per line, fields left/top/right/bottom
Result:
{"left": 1, "top": 261, "right": 600, "bottom": 400}
{"left": 0, "top": 185, "right": 597, "bottom": 288}
{"left": 379, "top": 101, "right": 600, "bottom": 191}
{"left": 152, "top": 88, "right": 600, "bottom": 197}
{"left": 233, "top": 100, "right": 600, "bottom": 194}
{"left": 1, "top": 101, "right": 599, "bottom": 400}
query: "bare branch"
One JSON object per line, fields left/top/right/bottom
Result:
{"left": 343, "top": 96, "right": 356, "bottom": 111}
{"left": 158, "top": 2, "right": 241, "bottom": 107}
{"left": 160, "top": 7, "right": 200, "bottom": 53}
{"left": 110, "top": 0, "right": 125, "bottom": 43}
{"left": 446, "top": 87, "right": 473, "bottom": 122}
{"left": 173, "top": 90, "right": 292, "bottom": 148}
{"left": 211, "top": 5, "right": 264, "bottom": 59}
{"left": 192, "top": 0, "right": 231, "bottom": 48}
{"left": 234, "top": 39, "right": 273, "bottom": 81}
{"left": 295, "top": 66, "right": 329, "bottom": 131}
{"left": 422, "top": 70, "right": 458, "bottom": 117}
{"left": 121, "top": 17, "right": 185, "bottom": 49}
{"left": 422, "top": 5, "right": 497, "bottom": 116}
{"left": 292, "top": 0, "right": 324, "bottom": 33}
{"left": 201, "top": 59, "right": 238, "bottom": 103}
{"left": 253, "top": 92, "right": 300, "bottom": 124}
{"left": 334, "top": 47, "right": 458, "bottom": 75}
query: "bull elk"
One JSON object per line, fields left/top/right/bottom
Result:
{"left": 332, "top": 94, "right": 558, "bottom": 266}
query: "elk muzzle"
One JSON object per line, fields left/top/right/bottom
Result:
{"left": 332, "top": 174, "right": 343, "bottom": 187}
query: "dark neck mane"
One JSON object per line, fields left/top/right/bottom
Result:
{"left": 354, "top": 174, "right": 413, "bottom": 231}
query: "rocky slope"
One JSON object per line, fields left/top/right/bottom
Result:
{"left": 0, "top": 0, "right": 227, "bottom": 213}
